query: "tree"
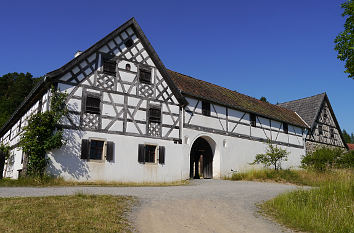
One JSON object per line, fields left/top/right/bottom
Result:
{"left": 0, "top": 72, "right": 40, "bottom": 127}
{"left": 334, "top": 0, "right": 354, "bottom": 79}
{"left": 260, "top": 96, "right": 269, "bottom": 103}
{"left": 351, "top": 133, "right": 354, "bottom": 143}
{"left": 342, "top": 129, "right": 351, "bottom": 143}
{"left": 250, "top": 140, "right": 289, "bottom": 170}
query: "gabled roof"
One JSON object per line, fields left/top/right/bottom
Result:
{"left": 277, "top": 93, "right": 326, "bottom": 129}
{"left": 278, "top": 93, "right": 348, "bottom": 150}
{"left": 47, "top": 17, "right": 186, "bottom": 105}
{"left": 0, "top": 17, "right": 187, "bottom": 138}
{"left": 167, "top": 70, "right": 309, "bottom": 128}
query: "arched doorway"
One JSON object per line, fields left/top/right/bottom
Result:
{"left": 190, "top": 137, "right": 213, "bottom": 179}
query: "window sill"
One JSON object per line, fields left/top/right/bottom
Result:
{"left": 86, "top": 159, "right": 105, "bottom": 163}
{"left": 143, "top": 162, "right": 158, "bottom": 165}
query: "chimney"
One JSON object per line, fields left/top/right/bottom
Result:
{"left": 74, "top": 50, "right": 82, "bottom": 58}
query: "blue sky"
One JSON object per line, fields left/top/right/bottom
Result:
{"left": 0, "top": 0, "right": 353, "bottom": 134}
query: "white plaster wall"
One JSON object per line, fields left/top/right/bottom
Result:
{"left": 183, "top": 128, "right": 306, "bottom": 179}
{"left": 47, "top": 129, "right": 188, "bottom": 182}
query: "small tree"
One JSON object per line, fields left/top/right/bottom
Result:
{"left": 251, "top": 140, "right": 289, "bottom": 170}
{"left": 19, "top": 87, "right": 67, "bottom": 177}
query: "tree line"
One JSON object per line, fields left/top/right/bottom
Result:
{"left": 0, "top": 72, "right": 40, "bottom": 128}
{"left": 342, "top": 129, "right": 354, "bottom": 143}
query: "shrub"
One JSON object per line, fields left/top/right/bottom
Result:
{"left": 338, "top": 150, "right": 354, "bottom": 168}
{"left": 301, "top": 147, "right": 352, "bottom": 171}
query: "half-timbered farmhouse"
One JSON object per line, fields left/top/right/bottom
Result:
{"left": 278, "top": 93, "right": 347, "bottom": 153}
{"left": 0, "top": 18, "right": 326, "bottom": 182}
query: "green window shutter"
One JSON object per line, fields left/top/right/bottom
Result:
{"left": 138, "top": 144, "right": 145, "bottom": 164}
{"left": 81, "top": 139, "right": 90, "bottom": 159}
{"left": 106, "top": 141, "right": 114, "bottom": 162}
{"left": 159, "top": 146, "right": 165, "bottom": 164}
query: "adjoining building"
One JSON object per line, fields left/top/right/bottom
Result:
{"left": 0, "top": 18, "right": 345, "bottom": 182}
{"left": 278, "top": 93, "right": 347, "bottom": 153}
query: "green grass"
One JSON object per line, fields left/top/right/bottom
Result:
{"left": 227, "top": 168, "right": 354, "bottom": 233}
{"left": 261, "top": 172, "right": 353, "bottom": 233}
{"left": 0, "top": 194, "right": 135, "bottom": 233}
{"left": 0, "top": 176, "right": 189, "bottom": 187}
{"left": 226, "top": 168, "right": 352, "bottom": 186}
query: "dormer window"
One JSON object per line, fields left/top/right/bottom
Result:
{"left": 139, "top": 67, "right": 152, "bottom": 84}
{"left": 103, "top": 59, "right": 116, "bottom": 75}
{"left": 202, "top": 101, "right": 210, "bottom": 116}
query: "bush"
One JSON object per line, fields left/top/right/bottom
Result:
{"left": 338, "top": 150, "right": 354, "bottom": 168}
{"left": 301, "top": 147, "right": 354, "bottom": 171}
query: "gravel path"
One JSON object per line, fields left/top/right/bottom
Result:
{"left": 0, "top": 180, "right": 301, "bottom": 233}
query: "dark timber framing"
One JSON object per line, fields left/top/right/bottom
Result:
{"left": 0, "top": 17, "right": 187, "bottom": 139}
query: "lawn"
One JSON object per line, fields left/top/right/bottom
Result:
{"left": 227, "top": 169, "right": 354, "bottom": 233}
{"left": 0, "top": 194, "right": 135, "bottom": 233}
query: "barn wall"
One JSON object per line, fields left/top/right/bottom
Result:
{"left": 183, "top": 128, "right": 306, "bottom": 179}
{"left": 47, "top": 129, "right": 188, "bottom": 182}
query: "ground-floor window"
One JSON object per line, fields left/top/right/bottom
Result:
{"left": 81, "top": 138, "right": 114, "bottom": 162}
{"left": 138, "top": 144, "right": 165, "bottom": 164}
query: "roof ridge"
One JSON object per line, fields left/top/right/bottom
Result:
{"left": 277, "top": 92, "right": 326, "bottom": 105}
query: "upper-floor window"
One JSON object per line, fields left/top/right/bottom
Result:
{"left": 283, "top": 123, "right": 288, "bottom": 134}
{"left": 139, "top": 67, "right": 152, "bottom": 84}
{"left": 202, "top": 101, "right": 210, "bottom": 116}
{"left": 250, "top": 113, "right": 256, "bottom": 127}
{"left": 125, "top": 63, "right": 131, "bottom": 71}
{"left": 124, "top": 38, "right": 134, "bottom": 48}
{"left": 330, "top": 128, "right": 334, "bottom": 138}
{"left": 85, "top": 95, "right": 101, "bottom": 114}
{"left": 148, "top": 106, "right": 161, "bottom": 123}
{"left": 318, "top": 125, "right": 323, "bottom": 135}
{"left": 103, "top": 59, "right": 116, "bottom": 76}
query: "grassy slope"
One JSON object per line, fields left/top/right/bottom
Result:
{"left": 228, "top": 169, "right": 354, "bottom": 233}
{"left": 0, "top": 194, "right": 135, "bottom": 233}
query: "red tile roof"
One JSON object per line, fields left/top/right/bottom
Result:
{"left": 168, "top": 69, "right": 308, "bottom": 128}
{"left": 347, "top": 144, "right": 354, "bottom": 151}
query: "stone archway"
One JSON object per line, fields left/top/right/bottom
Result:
{"left": 189, "top": 137, "right": 213, "bottom": 179}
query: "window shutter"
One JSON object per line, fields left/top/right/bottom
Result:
{"left": 138, "top": 144, "right": 145, "bottom": 164}
{"left": 106, "top": 141, "right": 114, "bottom": 162}
{"left": 81, "top": 139, "right": 89, "bottom": 159}
{"left": 159, "top": 146, "right": 165, "bottom": 164}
